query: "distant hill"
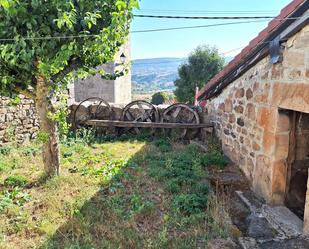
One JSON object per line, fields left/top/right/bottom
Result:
{"left": 132, "top": 57, "right": 186, "bottom": 94}
{"left": 131, "top": 57, "right": 233, "bottom": 94}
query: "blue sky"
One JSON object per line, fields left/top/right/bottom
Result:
{"left": 130, "top": 0, "right": 291, "bottom": 59}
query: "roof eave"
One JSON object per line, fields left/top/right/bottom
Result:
{"left": 198, "top": 0, "right": 309, "bottom": 100}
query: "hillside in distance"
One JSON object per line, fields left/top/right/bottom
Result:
{"left": 132, "top": 57, "right": 186, "bottom": 94}
{"left": 131, "top": 57, "right": 233, "bottom": 94}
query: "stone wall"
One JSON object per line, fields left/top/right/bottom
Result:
{"left": 206, "top": 24, "right": 309, "bottom": 203}
{"left": 0, "top": 95, "right": 39, "bottom": 144}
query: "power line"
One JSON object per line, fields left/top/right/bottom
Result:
{"left": 221, "top": 46, "right": 246, "bottom": 55}
{"left": 131, "top": 15, "right": 302, "bottom": 33}
{"left": 133, "top": 14, "right": 276, "bottom": 19}
{"left": 0, "top": 16, "right": 302, "bottom": 41}
{"left": 137, "top": 9, "right": 278, "bottom": 14}
{"left": 0, "top": 20, "right": 269, "bottom": 41}
{"left": 131, "top": 20, "right": 272, "bottom": 33}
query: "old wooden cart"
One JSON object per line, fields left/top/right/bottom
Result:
{"left": 73, "top": 98, "right": 213, "bottom": 139}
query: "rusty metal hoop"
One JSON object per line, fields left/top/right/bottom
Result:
{"left": 161, "top": 103, "right": 200, "bottom": 139}
{"left": 120, "top": 100, "right": 159, "bottom": 134}
{"left": 73, "top": 97, "right": 112, "bottom": 129}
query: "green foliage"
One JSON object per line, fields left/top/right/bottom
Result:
{"left": 151, "top": 91, "right": 169, "bottom": 105}
{"left": 0, "top": 187, "right": 31, "bottom": 212}
{"left": 0, "top": 137, "right": 232, "bottom": 248}
{"left": 152, "top": 138, "right": 171, "bottom": 152}
{"left": 48, "top": 93, "right": 71, "bottom": 138}
{"left": 128, "top": 194, "right": 155, "bottom": 217}
{"left": 8, "top": 96, "right": 21, "bottom": 106}
{"left": 174, "top": 45, "right": 224, "bottom": 103}
{"left": 201, "top": 151, "right": 228, "bottom": 169}
{"left": 0, "top": 145, "right": 12, "bottom": 155}
{"left": 70, "top": 127, "right": 96, "bottom": 145}
{"left": 22, "top": 146, "right": 40, "bottom": 157}
{"left": 0, "top": 162, "right": 8, "bottom": 172}
{"left": 37, "top": 131, "right": 50, "bottom": 143}
{"left": 172, "top": 194, "right": 207, "bottom": 215}
{"left": 0, "top": 0, "right": 138, "bottom": 164}
{"left": 4, "top": 175, "right": 28, "bottom": 188}
{"left": 147, "top": 143, "right": 210, "bottom": 216}
{"left": 0, "top": 0, "right": 138, "bottom": 96}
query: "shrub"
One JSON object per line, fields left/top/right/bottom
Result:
{"left": 0, "top": 145, "right": 12, "bottom": 155}
{"left": 153, "top": 139, "right": 171, "bottom": 152}
{"left": 201, "top": 151, "right": 228, "bottom": 169}
{"left": 172, "top": 194, "right": 207, "bottom": 215}
{"left": 151, "top": 91, "right": 169, "bottom": 105}
{"left": 22, "top": 147, "right": 41, "bottom": 156}
{"left": 4, "top": 175, "right": 28, "bottom": 188}
{"left": 0, "top": 187, "right": 31, "bottom": 212}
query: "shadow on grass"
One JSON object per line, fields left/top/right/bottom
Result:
{"left": 41, "top": 133, "right": 230, "bottom": 249}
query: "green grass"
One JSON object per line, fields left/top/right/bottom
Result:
{"left": 0, "top": 134, "right": 231, "bottom": 249}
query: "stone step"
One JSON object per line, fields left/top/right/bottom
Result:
{"left": 235, "top": 190, "right": 258, "bottom": 214}
{"left": 261, "top": 205, "right": 303, "bottom": 238}
{"left": 235, "top": 190, "right": 303, "bottom": 238}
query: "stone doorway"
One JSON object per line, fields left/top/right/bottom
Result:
{"left": 285, "top": 112, "right": 309, "bottom": 220}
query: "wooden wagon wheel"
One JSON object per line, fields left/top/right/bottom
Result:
{"left": 161, "top": 103, "right": 200, "bottom": 140}
{"left": 120, "top": 100, "right": 159, "bottom": 135}
{"left": 73, "top": 97, "right": 112, "bottom": 129}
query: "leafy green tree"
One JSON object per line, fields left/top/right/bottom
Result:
{"left": 0, "top": 0, "right": 138, "bottom": 176}
{"left": 174, "top": 45, "right": 224, "bottom": 103}
{"left": 151, "top": 91, "right": 169, "bottom": 105}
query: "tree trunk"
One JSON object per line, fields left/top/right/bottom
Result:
{"left": 35, "top": 74, "right": 60, "bottom": 176}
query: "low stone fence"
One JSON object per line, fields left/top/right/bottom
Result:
{"left": 0, "top": 95, "right": 39, "bottom": 144}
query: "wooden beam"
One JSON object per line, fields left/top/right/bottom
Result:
{"left": 84, "top": 120, "right": 213, "bottom": 129}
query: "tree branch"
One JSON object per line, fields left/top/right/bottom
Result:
{"left": 51, "top": 57, "right": 81, "bottom": 83}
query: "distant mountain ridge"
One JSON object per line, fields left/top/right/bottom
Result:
{"left": 132, "top": 57, "right": 186, "bottom": 94}
{"left": 131, "top": 57, "right": 233, "bottom": 94}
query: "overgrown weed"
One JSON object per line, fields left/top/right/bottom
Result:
{"left": 0, "top": 132, "right": 232, "bottom": 248}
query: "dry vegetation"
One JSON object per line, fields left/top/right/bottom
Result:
{"left": 0, "top": 132, "right": 232, "bottom": 248}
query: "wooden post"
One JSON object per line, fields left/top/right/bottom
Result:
{"left": 194, "top": 84, "right": 199, "bottom": 106}
{"left": 303, "top": 168, "right": 309, "bottom": 234}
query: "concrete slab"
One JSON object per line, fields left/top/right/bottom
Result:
{"left": 259, "top": 237, "right": 309, "bottom": 249}
{"left": 261, "top": 205, "right": 303, "bottom": 238}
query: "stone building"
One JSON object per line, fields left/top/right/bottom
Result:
{"left": 71, "top": 41, "right": 132, "bottom": 104}
{"left": 197, "top": 0, "right": 309, "bottom": 232}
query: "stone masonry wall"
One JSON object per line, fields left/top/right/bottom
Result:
{"left": 0, "top": 95, "right": 39, "bottom": 144}
{"left": 73, "top": 41, "right": 131, "bottom": 104}
{"left": 206, "top": 24, "right": 309, "bottom": 203}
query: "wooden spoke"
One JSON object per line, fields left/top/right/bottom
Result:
{"left": 120, "top": 100, "right": 159, "bottom": 135}
{"left": 73, "top": 97, "right": 111, "bottom": 129}
{"left": 188, "top": 113, "right": 195, "bottom": 123}
{"left": 172, "top": 106, "right": 182, "bottom": 118}
{"left": 145, "top": 110, "right": 153, "bottom": 122}
{"left": 161, "top": 103, "right": 200, "bottom": 140}
{"left": 94, "top": 100, "right": 105, "bottom": 116}
{"left": 137, "top": 103, "right": 146, "bottom": 113}
{"left": 125, "top": 110, "right": 135, "bottom": 121}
